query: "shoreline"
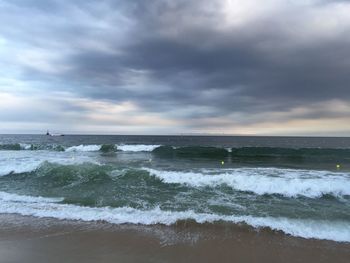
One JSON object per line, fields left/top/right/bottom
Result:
{"left": 0, "top": 214, "right": 349, "bottom": 263}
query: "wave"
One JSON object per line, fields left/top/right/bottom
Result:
{"left": 0, "top": 152, "right": 99, "bottom": 176}
{"left": 2, "top": 143, "right": 350, "bottom": 160}
{"left": 65, "top": 145, "right": 102, "bottom": 152}
{"left": 64, "top": 144, "right": 160, "bottom": 152}
{"left": 65, "top": 144, "right": 160, "bottom": 152}
{"left": 0, "top": 160, "right": 42, "bottom": 177}
{"left": 230, "top": 147, "right": 350, "bottom": 158}
{"left": 0, "top": 191, "right": 349, "bottom": 242}
{"left": 0, "top": 143, "right": 66, "bottom": 151}
{"left": 0, "top": 143, "right": 33, "bottom": 151}
{"left": 151, "top": 146, "right": 350, "bottom": 160}
{"left": 2, "top": 157, "right": 349, "bottom": 199}
{"left": 145, "top": 168, "right": 350, "bottom": 198}
{"left": 0, "top": 143, "right": 160, "bottom": 153}
{"left": 0, "top": 191, "right": 63, "bottom": 203}
{"left": 152, "top": 146, "right": 229, "bottom": 158}
{"left": 117, "top": 144, "right": 161, "bottom": 152}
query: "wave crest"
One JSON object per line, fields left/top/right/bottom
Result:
{"left": 117, "top": 144, "right": 161, "bottom": 152}
{"left": 65, "top": 145, "right": 101, "bottom": 152}
{"left": 0, "top": 191, "right": 349, "bottom": 242}
{"left": 145, "top": 168, "right": 350, "bottom": 198}
{"left": 152, "top": 146, "right": 229, "bottom": 158}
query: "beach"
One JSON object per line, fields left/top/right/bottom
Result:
{"left": 0, "top": 214, "right": 349, "bottom": 263}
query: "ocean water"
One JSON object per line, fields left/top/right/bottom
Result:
{"left": 0, "top": 134, "right": 350, "bottom": 242}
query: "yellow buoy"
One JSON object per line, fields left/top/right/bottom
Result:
{"left": 221, "top": 161, "right": 225, "bottom": 165}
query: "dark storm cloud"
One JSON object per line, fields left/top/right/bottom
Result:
{"left": 1, "top": 0, "right": 350, "bottom": 127}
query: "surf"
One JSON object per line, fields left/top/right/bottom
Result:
{"left": 0, "top": 191, "right": 349, "bottom": 242}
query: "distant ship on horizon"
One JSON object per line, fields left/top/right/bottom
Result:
{"left": 46, "top": 130, "right": 64, "bottom": 136}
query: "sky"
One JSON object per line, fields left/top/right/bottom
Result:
{"left": 0, "top": 0, "right": 350, "bottom": 135}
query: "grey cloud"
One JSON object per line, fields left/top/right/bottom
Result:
{"left": 1, "top": 0, "right": 350, "bottom": 128}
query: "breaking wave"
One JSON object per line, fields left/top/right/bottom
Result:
{"left": 117, "top": 144, "right": 161, "bottom": 152}
{"left": 0, "top": 191, "right": 349, "bottom": 242}
{"left": 2, "top": 143, "right": 350, "bottom": 161}
{"left": 0, "top": 143, "right": 160, "bottom": 153}
{"left": 65, "top": 145, "right": 102, "bottom": 152}
{"left": 145, "top": 168, "right": 350, "bottom": 198}
{"left": 2, "top": 158, "right": 349, "bottom": 199}
{"left": 65, "top": 144, "right": 160, "bottom": 152}
{"left": 0, "top": 152, "right": 99, "bottom": 176}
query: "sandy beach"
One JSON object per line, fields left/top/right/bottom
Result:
{"left": 0, "top": 214, "right": 349, "bottom": 263}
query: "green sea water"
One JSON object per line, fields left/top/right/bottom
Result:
{"left": 0, "top": 135, "right": 349, "bottom": 242}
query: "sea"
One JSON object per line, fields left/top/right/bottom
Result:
{"left": 0, "top": 134, "right": 350, "bottom": 242}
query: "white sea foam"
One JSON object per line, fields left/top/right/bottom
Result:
{"left": 145, "top": 168, "right": 350, "bottom": 198}
{"left": 0, "top": 191, "right": 63, "bottom": 203}
{"left": 63, "top": 144, "right": 160, "bottom": 152}
{"left": 0, "top": 160, "right": 43, "bottom": 176}
{"left": 19, "top": 143, "right": 32, "bottom": 150}
{"left": 0, "top": 191, "right": 349, "bottom": 242}
{"left": 2, "top": 143, "right": 161, "bottom": 152}
{"left": 117, "top": 144, "right": 161, "bottom": 152}
{"left": 0, "top": 151, "right": 99, "bottom": 176}
{"left": 65, "top": 145, "right": 101, "bottom": 152}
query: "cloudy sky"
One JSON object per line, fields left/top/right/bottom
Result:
{"left": 1, "top": 0, "right": 350, "bottom": 135}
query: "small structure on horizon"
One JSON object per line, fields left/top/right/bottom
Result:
{"left": 46, "top": 130, "right": 64, "bottom": 136}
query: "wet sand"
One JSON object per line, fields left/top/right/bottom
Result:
{"left": 0, "top": 214, "right": 349, "bottom": 263}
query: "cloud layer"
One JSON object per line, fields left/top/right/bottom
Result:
{"left": 1, "top": 0, "right": 350, "bottom": 134}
